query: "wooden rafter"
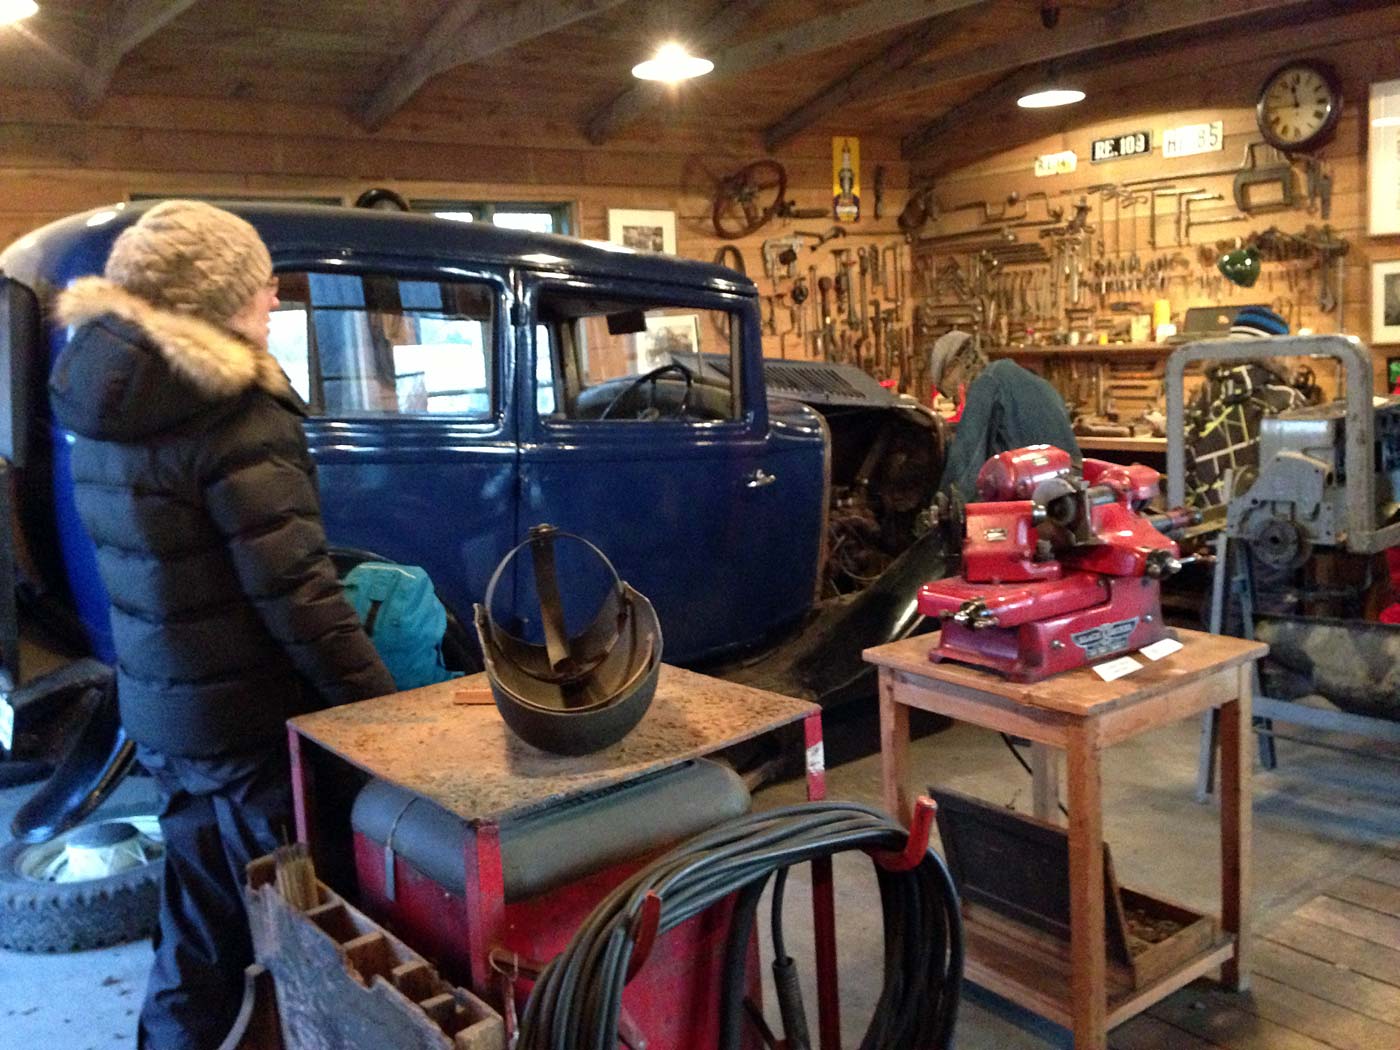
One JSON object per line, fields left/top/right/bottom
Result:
{"left": 361, "top": 0, "right": 629, "bottom": 132}
{"left": 899, "top": 0, "right": 1374, "bottom": 160}
{"left": 585, "top": 0, "right": 988, "bottom": 146}
{"left": 868, "top": 0, "right": 1317, "bottom": 121}
{"left": 762, "top": 1, "right": 988, "bottom": 152}
{"left": 75, "top": 0, "right": 200, "bottom": 115}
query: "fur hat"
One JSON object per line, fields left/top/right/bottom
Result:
{"left": 927, "top": 329, "right": 986, "bottom": 391}
{"left": 103, "top": 200, "right": 272, "bottom": 328}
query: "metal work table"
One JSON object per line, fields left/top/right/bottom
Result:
{"left": 287, "top": 664, "right": 846, "bottom": 1048}
{"left": 865, "top": 628, "right": 1266, "bottom": 1050}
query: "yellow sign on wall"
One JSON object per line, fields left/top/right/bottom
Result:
{"left": 833, "top": 137, "right": 860, "bottom": 221}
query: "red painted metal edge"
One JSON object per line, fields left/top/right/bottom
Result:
{"left": 804, "top": 710, "right": 841, "bottom": 1050}
{"left": 462, "top": 822, "right": 507, "bottom": 995}
{"left": 868, "top": 796, "right": 937, "bottom": 873}
{"left": 625, "top": 890, "right": 663, "bottom": 981}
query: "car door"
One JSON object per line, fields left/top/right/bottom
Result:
{"left": 514, "top": 271, "right": 819, "bottom": 665}
{"left": 267, "top": 259, "right": 518, "bottom": 625}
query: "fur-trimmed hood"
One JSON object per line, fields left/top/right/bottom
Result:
{"left": 50, "top": 277, "right": 300, "bottom": 443}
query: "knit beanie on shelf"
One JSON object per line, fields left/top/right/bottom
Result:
{"left": 103, "top": 200, "right": 273, "bottom": 328}
{"left": 1229, "top": 305, "right": 1290, "bottom": 338}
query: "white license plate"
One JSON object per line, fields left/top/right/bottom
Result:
{"left": 0, "top": 695, "right": 12, "bottom": 752}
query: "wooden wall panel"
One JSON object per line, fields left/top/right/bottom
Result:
{"left": 0, "top": 88, "right": 912, "bottom": 364}
{"left": 916, "top": 32, "right": 1397, "bottom": 392}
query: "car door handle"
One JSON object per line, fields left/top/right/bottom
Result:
{"left": 744, "top": 469, "right": 777, "bottom": 489}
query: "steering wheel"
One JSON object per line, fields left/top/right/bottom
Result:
{"left": 599, "top": 362, "right": 694, "bottom": 420}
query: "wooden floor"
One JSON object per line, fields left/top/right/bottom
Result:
{"left": 1110, "top": 853, "right": 1400, "bottom": 1050}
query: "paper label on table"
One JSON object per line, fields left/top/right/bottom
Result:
{"left": 0, "top": 695, "right": 11, "bottom": 752}
{"left": 1093, "top": 655, "right": 1142, "bottom": 682}
{"left": 1139, "top": 637, "right": 1185, "bottom": 661}
{"left": 805, "top": 741, "right": 825, "bottom": 775}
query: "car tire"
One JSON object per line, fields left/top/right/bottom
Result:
{"left": 0, "top": 805, "right": 162, "bottom": 952}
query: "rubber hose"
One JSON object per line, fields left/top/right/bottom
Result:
{"left": 515, "top": 802, "right": 963, "bottom": 1050}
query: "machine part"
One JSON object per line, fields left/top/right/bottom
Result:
{"left": 712, "top": 160, "right": 788, "bottom": 239}
{"left": 1248, "top": 517, "right": 1312, "bottom": 571}
{"left": 804, "top": 225, "right": 847, "bottom": 250}
{"left": 0, "top": 805, "right": 162, "bottom": 952}
{"left": 1254, "top": 617, "right": 1400, "bottom": 723}
{"left": 1168, "top": 336, "right": 1400, "bottom": 554}
{"left": 920, "top": 450, "right": 1185, "bottom": 681}
{"left": 516, "top": 802, "right": 963, "bottom": 1050}
{"left": 474, "top": 525, "right": 661, "bottom": 756}
{"left": 1233, "top": 143, "right": 1298, "bottom": 214}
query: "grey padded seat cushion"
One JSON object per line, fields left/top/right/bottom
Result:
{"left": 351, "top": 759, "right": 750, "bottom": 902}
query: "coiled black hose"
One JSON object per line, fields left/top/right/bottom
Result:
{"left": 517, "top": 801, "right": 963, "bottom": 1050}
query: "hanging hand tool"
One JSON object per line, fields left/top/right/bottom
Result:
{"left": 817, "top": 276, "right": 834, "bottom": 360}
{"left": 761, "top": 235, "right": 807, "bottom": 283}
{"left": 790, "top": 278, "right": 809, "bottom": 338}
{"left": 1233, "top": 143, "right": 1297, "bottom": 215}
{"left": 712, "top": 244, "right": 746, "bottom": 276}
{"left": 874, "top": 165, "right": 886, "bottom": 220}
{"left": 857, "top": 248, "right": 870, "bottom": 337}
{"left": 833, "top": 249, "right": 852, "bottom": 318}
{"left": 840, "top": 252, "right": 861, "bottom": 330}
{"left": 802, "top": 226, "right": 847, "bottom": 250}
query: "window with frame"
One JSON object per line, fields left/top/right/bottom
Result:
{"left": 535, "top": 291, "right": 741, "bottom": 423}
{"left": 267, "top": 272, "right": 496, "bottom": 418}
{"left": 411, "top": 199, "right": 572, "bottom": 235}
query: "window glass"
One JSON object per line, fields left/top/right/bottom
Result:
{"left": 274, "top": 271, "right": 495, "bottom": 418}
{"left": 537, "top": 292, "right": 739, "bottom": 423}
{"left": 412, "top": 200, "right": 570, "bottom": 235}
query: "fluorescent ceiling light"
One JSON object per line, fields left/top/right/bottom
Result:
{"left": 1373, "top": 116, "right": 1400, "bottom": 128}
{"left": 0, "top": 0, "right": 37, "bottom": 25}
{"left": 1017, "top": 87, "right": 1085, "bottom": 109}
{"left": 631, "top": 42, "right": 713, "bottom": 83}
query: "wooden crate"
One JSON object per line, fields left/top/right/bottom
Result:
{"left": 240, "top": 854, "right": 504, "bottom": 1050}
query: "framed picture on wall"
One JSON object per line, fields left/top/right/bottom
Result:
{"left": 1373, "top": 260, "right": 1400, "bottom": 343}
{"left": 636, "top": 314, "right": 701, "bottom": 370}
{"left": 1369, "top": 79, "right": 1400, "bottom": 235}
{"left": 607, "top": 209, "right": 676, "bottom": 254}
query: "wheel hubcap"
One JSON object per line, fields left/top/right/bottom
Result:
{"left": 17, "top": 815, "right": 163, "bottom": 883}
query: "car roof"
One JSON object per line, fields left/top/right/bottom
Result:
{"left": 0, "top": 200, "right": 755, "bottom": 298}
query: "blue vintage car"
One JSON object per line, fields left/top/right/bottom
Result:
{"left": 0, "top": 203, "right": 948, "bottom": 839}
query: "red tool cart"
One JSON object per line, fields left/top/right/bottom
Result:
{"left": 285, "top": 664, "right": 842, "bottom": 1049}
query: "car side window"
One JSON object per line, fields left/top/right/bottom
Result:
{"left": 268, "top": 272, "right": 495, "bottom": 417}
{"left": 536, "top": 292, "right": 740, "bottom": 423}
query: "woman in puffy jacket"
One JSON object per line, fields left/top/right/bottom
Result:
{"left": 49, "top": 200, "right": 395, "bottom": 1050}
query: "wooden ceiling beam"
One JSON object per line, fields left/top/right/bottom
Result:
{"left": 875, "top": 0, "right": 1322, "bottom": 114}
{"left": 900, "top": 0, "right": 1383, "bottom": 161}
{"left": 361, "top": 0, "right": 629, "bottom": 132}
{"left": 75, "top": 0, "right": 200, "bottom": 115}
{"left": 585, "top": 0, "right": 987, "bottom": 146}
{"left": 762, "top": 1, "right": 988, "bottom": 153}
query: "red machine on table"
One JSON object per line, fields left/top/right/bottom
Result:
{"left": 919, "top": 445, "right": 1196, "bottom": 682}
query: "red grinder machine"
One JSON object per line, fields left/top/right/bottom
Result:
{"left": 919, "top": 446, "right": 1196, "bottom": 681}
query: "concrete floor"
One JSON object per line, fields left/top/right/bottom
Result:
{"left": 1, "top": 713, "right": 1396, "bottom": 1048}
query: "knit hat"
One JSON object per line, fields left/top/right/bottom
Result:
{"left": 103, "top": 200, "right": 272, "bottom": 328}
{"left": 1229, "top": 305, "right": 1289, "bottom": 338}
{"left": 927, "top": 329, "right": 986, "bottom": 391}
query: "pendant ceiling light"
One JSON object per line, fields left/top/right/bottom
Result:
{"left": 631, "top": 42, "right": 713, "bottom": 83}
{"left": 0, "top": 0, "right": 38, "bottom": 25}
{"left": 1016, "top": 86, "right": 1086, "bottom": 109}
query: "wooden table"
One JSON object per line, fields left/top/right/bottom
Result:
{"left": 286, "top": 664, "right": 846, "bottom": 1049}
{"left": 864, "top": 629, "right": 1266, "bottom": 1050}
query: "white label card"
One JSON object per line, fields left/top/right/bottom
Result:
{"left": 1139, "top": 637, "right": 1185, "bottom": 662}
{"left": 0, "top": 697, "right": 12, "bottom": 752}
{"left": 1093, "top": 656, "right": 1142, "bottom": 682}
{"left": 1034, "top": 150, "right": 1078, "bottom": 177}
{"left": 805, "top": 741, "right": 825, "bottom": 775}
{"left": 1162, "top": 121, "right": 1224, "bottom": 159}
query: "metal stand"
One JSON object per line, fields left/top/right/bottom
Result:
{"left": 1196, "top": 533, "right": 1400, "bottom": 801}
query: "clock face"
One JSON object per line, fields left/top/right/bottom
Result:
{"left": 1258, "top": 63, "right": 1340, "bottom": 151}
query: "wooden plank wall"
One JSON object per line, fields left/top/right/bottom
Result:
{"left": 915, "top": 31, "right": 1397, "bottom": 392}
{"left": 0, "top": 88, "right": 911, "bottom": 363}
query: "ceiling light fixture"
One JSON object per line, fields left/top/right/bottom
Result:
{"left": 1016, "top": 86, "right": 1086, "bottom": 109}
{"left": 0, "top": 0, "right": 37, "bottom": 26}
{"left": 631, "top": 42, "right": 713, "bottom": 83}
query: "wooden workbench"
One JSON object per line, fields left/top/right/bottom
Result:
{"left": 864, "top": 628, "right": 1266, "bottom": 1050}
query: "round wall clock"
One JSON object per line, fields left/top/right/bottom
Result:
{"left": 1256, "top": 60, "right": 1342, "bottom": 153}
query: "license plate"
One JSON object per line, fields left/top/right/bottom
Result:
{"left": 0, "top": 695, "right": 12, "bottom": 752}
